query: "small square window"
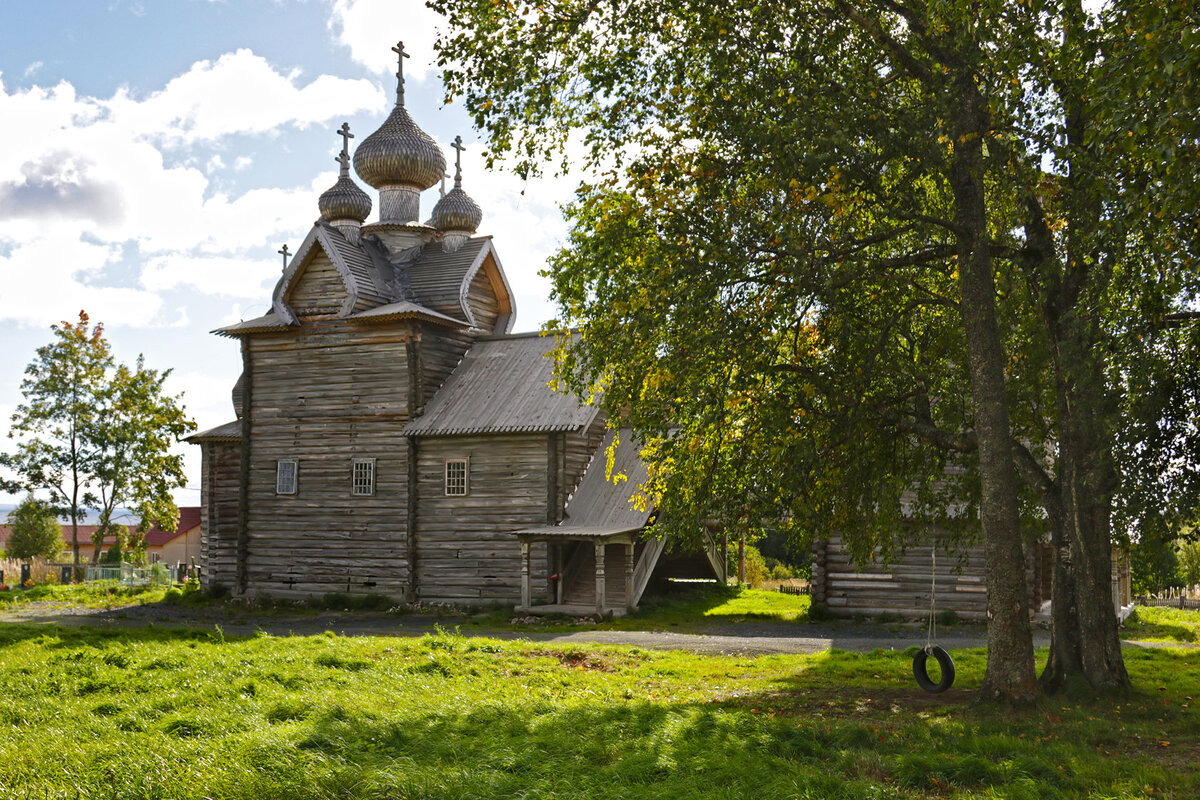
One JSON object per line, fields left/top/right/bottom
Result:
{"left": 352, "top": 459, "right": 376, "bottom": 496}
{"left": 445, "top": 458, "right": 469, "bottom": 496}
{"left": 276, "top": 459, "right": 298, "bottom": 495}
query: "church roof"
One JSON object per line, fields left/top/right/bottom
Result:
{"left": 188, "top": 420, "right": 242, "bottom": 442}
{"left": 515, "top": 429, "right": 654, "bottom": 539}
{"left": 406, "top": 236, "right": 494, "bottom": 319}
{"left": 403, "top": 332, "right": 599, "bottom": 437}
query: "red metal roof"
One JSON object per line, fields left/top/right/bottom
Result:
{"left": 0, "top": 507, "right": 201, "bottom": 549}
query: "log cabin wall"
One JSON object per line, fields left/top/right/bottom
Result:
{"left": 200, "top": 441, "right": 241, "bottom": 588}
{"left": 413, "top": 433, "right": 551, "bottom": 603}
{"left": 564, "top": 413, "right": 607, "bottom": 501}
{"left": 465, "top": 258, "right": 502, "bottom": 332}
{"left": 241, "top": 320, "right": 418, "bottom": 598}
{"left": 414, "top": 323, "right": 476, "bottom": 413}
{"left": 289, "top": 250, "right": 348, "bottom": 317}
{"left": 814, "top": 529, "right": 990, "bottom": 619}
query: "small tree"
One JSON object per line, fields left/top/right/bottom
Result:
{"left": 1, "top": 311, "right": 195, "bottom": 569}
{"left": 4, "top": 496, "right": 62, "bottom": 564}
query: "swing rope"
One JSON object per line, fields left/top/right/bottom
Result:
{"left": 926, "top": 546, "right": 936, "bottom": 652}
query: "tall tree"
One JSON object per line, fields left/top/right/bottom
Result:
{"left": 1, "top": 312, "right": 195, "bottom": 568}
{"left": 1, "top": 312, "right": 111, "bottom": 567}
{"left": 434, "top": 0, "right": 1198, "bottom": 699}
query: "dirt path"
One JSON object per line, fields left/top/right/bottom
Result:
{"left": 0, "top": 601, "right": 1078, "bottom": 656}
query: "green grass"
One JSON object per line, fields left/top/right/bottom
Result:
{"left": 0, "top": 580, "right": 169, "bottom": 610}
{"left": 0, "top": 623, "right": 1197, "bottom": 798}
{"left": 1122, "top": 606, "right": 1200, "bottom": 644}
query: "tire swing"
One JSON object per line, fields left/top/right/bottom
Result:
{"left": 913, "top": 547, "right": 955, "bottom": 693}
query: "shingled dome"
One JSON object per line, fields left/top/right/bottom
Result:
{"left": 354, "top": 105, "right": 446, "bottom": 191}
{"left": 431, "top": 186, "right": 482, "bottom": 233}
{"left": 319, "top": 154, "right": 372, "bottom": 223}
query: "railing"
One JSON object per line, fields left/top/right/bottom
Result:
{"left": 84, "top": 563, "right": 174, "bottom": 587}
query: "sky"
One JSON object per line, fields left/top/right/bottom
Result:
{"left": 0, "top": 0, "right": 581, "bottom": 511}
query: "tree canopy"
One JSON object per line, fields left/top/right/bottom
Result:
{"left": 3, "top": 495, "right": 61, "bottom": 564}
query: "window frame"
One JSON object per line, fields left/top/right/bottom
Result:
{"left": 276, "top": 459, "right": 298, "bottom": 495}
{"left": 444, "top": 457, "right": 469, "bottom": 496}
{"left": 352, "top": 458, "right": 377, "bottom": 497}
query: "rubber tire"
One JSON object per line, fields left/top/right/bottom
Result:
{"left": 913, "top": 646, "right": 955, "bottom": 693}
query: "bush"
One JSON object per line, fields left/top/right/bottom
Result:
{"left": 770, "top": 563, "right": 795, "bottom": 581}
{"left": 728, "top": 543, "right": 770, "bottom": 587}
{"left": 4, "top": 496, "right": 62, "bottom": 563}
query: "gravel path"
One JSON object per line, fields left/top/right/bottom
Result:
{"left": 0, "top": 601, "right": 1076, "bottom": 656}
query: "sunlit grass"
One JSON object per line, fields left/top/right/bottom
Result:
{"left": 0, "top": 580, "right": 168, "bottom": 610}
{"left": 1123, "top": 606, "right": 1200, "bottom": 644}
{"left": 0, "top": 624, "right": 1196, "bottom": 798}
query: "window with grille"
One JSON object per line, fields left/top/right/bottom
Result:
{"left": 444, "top": 458, "right": 469, "bottom": 496}
{"left": 352, "top": 459, "right": 376, "bottom": 496}
{"left": 276, "top": 459, "right": 298, "bottom": 495}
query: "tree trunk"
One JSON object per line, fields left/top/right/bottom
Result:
{"left": 1039, "top": 522, "right": 1084, "bottom": 692}
{"left": 948, "top": 75, "right": 1038, "bottom": 706}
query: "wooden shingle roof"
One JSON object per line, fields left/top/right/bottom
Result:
{"left": 516, "top": 429, "right": 653, "bottom": 539}
{"left": 403, "top": 332, "right": 598, "bottom": 437}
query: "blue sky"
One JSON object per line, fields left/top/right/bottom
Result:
{"left": 0, "top": 0, "right": 578, "bottom": 509}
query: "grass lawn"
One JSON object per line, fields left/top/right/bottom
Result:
{"left": 0, "top": 581, "right": 169, "bottom": 611}
{"left": 1123, "top": 606, "right": 1200, "bottom": 644}
{"left": 0, "top": 624, "right": 1197, "bottom": 799}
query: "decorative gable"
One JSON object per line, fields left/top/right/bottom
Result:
{"left": 288, "top": 249, "right": 347, "bottom": 318}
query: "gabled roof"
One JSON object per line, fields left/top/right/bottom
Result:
{"left": 187, "top": 420, "right": 241, "bottom": 442}
{"left": 213, "top": 312, "right": 289, "bottom": 337}
{"left": 403, "top": 332, "right": 598, "bottom": 437}
{"left": 407, "top": 236, "right": 515, "bottom": 332}
{"left": 272, "top": 223, "right": 394, "bottom": 323}
{"left": 515, "top": 429, "right": 654, "bottom": 539}
{"left": 348, "top": 300, "right": 469, "bottom": 328}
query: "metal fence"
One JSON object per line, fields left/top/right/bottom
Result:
{"left": 1136, "top": 594, "right": 1200, "bottom": 611}
{"left": 83, "top": 563, "right": 174, "bottom": 587}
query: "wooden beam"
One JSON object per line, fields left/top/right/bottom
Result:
{"left": 521, "top": 541, "right": 531, "bottom": 609}
{"left": 594, "top": 541, "right": 606, "bottom": 614}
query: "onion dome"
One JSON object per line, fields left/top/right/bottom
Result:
{"left": 353, "top": 41, "right": 446, "bottom": 192}
{"left": 319, "top": 124, "right": 372, "bottom": 223}
{"left": 431, "top": 135, "right": 483, "bottom": 234}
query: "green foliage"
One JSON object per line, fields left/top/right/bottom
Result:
{"left": 3, "top": 495, "right": 61, "bottom": 563}
{"left": 1131, "top": 530, "right": 1181, "bottom": 596}
{"left": 0, "top": 312, "right": 195, "bottom": 563}
{"left": 1176, "top": 538, "right": 1200, "bottom": 587}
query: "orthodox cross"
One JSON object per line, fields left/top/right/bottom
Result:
{"left": 391, "top": 41, "right": 410, "bottom": 105}
{"left": 336, "top": 122, "right": 353, "bottom": 173}
{"left": 337, "top": 122, "right": 354, "bottom": 158}
{"left": 278, "top": 244, "right": 291, "bottom": 271}
{"left": 451, "top": 135, "right": 465, "bottom": 185}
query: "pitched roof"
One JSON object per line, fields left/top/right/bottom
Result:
{"left": 403, "top": 332, "right": 599, "bottom": 437}
{"left": 187, "top": 420, "right": 241, "bottom": 442}
{"left": 516, "top": 429, "right": 654, "bottom": 538}
{"left": 348, "top": 300, "right": 469, "bottom": 328}
{"left": 213, "top": 311, "right": 289, "bottom": 337}
{"left": 406, "top": 236, "right": 490, "bottom": 318}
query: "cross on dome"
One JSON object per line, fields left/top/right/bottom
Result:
{"left": 451, "top": 135, "right": 465, "bottom": 186}
{"left": 391, "top": 41, "right": 410, "bottom": 106}
{"left": 278, "top": 244, "right": 291, "bottom": 271}
{"left": 337, "top": 122, "right": 354, "bottom": 157}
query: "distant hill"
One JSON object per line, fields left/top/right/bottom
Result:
{"left": 0, "top": 504, "right": 139, "bottom": 526}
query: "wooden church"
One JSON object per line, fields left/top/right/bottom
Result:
{"left": 189, "top": 42, "right": 723, "bottom": 613}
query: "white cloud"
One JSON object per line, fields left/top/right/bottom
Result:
{"left": 0, "top": 234, "right": 164, "bottom": 327}
{"left": 107, "top": 49, "right": 383, "bottom": 146}
{"left": 233, "top": 156, "right": 252, "bottom": 171}
{"left": 0, "top": 56, "right": 385, "bottom": 326}
{"left": 329, "top": 0, "right": 443, "bottom": 81}
{"left": 23, "top": 61, "right": 43, "bottom": 79}
{"left": 141, "top": 253, "right": 280, "bottom": 299}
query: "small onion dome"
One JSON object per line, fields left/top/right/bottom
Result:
{"left": 431, "top": 186, "right": 482, "bottom": 233}
{"left": 319, "top": 153, "right": 372, "bottom": 223}
{"left": 432, "top": 134, "right": 483, "bottom": 233}
{"left": 353, "top": 104, "right": 446, "bottom": 191}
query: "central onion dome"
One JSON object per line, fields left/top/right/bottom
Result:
{"left": 431, "top": 135, "right": 483, "bottom": 246}
{"left": 353, "top": 41, "right": 445, "bottom": 224}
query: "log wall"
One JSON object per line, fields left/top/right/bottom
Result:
{"left": 414, "top": 433, "right": 551, "bottom": 603}
{"left": 812, "top": 529, "right": 990, "bottom": 619}
{"left": 200, "top": 441, "right": 241, "bottom": 589}
{"left": 241, "top": 322, "right": 416, "bottom": 598}
{"left": 289, "top": 251, "right": 345, "bottom": 318}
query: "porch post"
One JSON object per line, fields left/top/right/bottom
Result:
{"left": 520, "top": 540, "right": 531, "bottom": 610}
{"left": 625, "top": 541, "right": 635, "bottom": 611}
{"left": 594, "top": 541, "right": 606, "bottom": 614}
{"left": 556, "top": 543, "right": 564, "bottom": 605}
